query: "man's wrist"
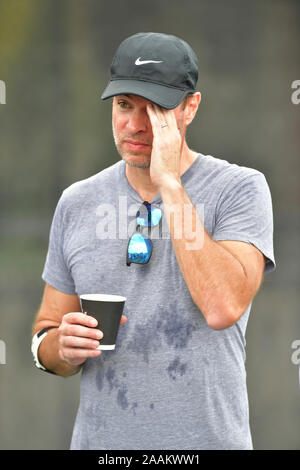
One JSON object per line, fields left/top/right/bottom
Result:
{"left": 158, "top": 177, "right": 183, "bottom": 195}
{"left": 36, "top": 327, "right": 82, "bottom": 377}
{"left": 31, "top": 327, "right": 58, "bottom": 373}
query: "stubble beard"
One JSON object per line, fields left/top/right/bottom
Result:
{"left": 112, "top": 126, "right": 151, "bottom": 169}
{"left": 124, "top": 158, "right": 151, "bottom": 169}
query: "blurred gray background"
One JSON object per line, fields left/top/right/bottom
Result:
{"left": 0, "top": 0, "right": 299, "bottom": 450}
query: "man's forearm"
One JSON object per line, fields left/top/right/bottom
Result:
{"left": 160, "top": 179, "right": 249, "bottom": 329}
{"left": 37, "top": 328, "right": 81, "bottom": 378}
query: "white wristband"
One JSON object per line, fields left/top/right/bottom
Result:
{"left": 31, "top": 327, "right": 56, "bottom": 372}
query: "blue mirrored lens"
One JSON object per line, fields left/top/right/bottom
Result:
{"left": 137, "top": 206, "right": 162, "bottom": 227}
{"left": 127, "top": 233, "right": 152, "bottom": 264}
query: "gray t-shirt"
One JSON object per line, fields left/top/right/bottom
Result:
{"left": 42, "top": 153, "right": 276, "bottom": 450}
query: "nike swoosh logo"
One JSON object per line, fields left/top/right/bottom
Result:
{"left": 135, "top": 57, "right": 163, "bottom": 65}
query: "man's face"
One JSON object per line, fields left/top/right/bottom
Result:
{"left": 112, "top": 94, "right": 186, "bottom": 169}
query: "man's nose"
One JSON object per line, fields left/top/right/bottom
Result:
{"left": 126, "top": 109, "right": 149, "bottom": 133}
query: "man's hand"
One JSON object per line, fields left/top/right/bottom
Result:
{"left": 146, "top": 103, "right": 184, "bottom": 189}
{"left": 58, "top": 312, "right": 127, "bottom": 367}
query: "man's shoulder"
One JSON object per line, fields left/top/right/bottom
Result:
{"left": 61, "top": 160, "right": 123, "bottom": 203}
{"left": 201, "top": 153, "right": 264, "bottom": 185}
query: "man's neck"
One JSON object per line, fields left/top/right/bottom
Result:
{"left": 125, "top": 144, "right": 198, "bottom": 202}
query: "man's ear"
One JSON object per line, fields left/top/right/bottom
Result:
{"left": 185, "top": 92, "right": 201, "bottom": 125}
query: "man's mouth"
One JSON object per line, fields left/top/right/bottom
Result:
{"left": 124, "top": 139, "right": 151, "bottom": 150}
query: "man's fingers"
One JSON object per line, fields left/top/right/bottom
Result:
{"left": 60, "top": 335, "right": 101, "bottom": 349}
{"left": 146, "top": 103, "right": 159, "bottom": 129}
{"left": 150, "top": 103, "right": 177, "bottom": 125}
{"left": 60, "top": 315, "right": 126, "bottom": 338}
{"left": 62, "top": 347, "right": 102, "bottom": 361}
{"left": 147, "top": 103, "right": 180, "bottom": 138}
{"left": 59, "top": 312, "right": 127, "bottom": 347}
{"left": 58, "top": 312, "right": 127, "bottom": 368}
{"left": 63, "top": 312, "right": 98, "bottom": 327}
{"left": 63, "top": 312, "right": 127, "bottom": 327}
{"left": 59, "top": 323, "right": 103, "bottom": 340}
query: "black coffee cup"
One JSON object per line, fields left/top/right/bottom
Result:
{"left": 80, "top": 294, "right": 126, "bottom": 350}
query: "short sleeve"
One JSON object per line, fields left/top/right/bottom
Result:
{"left": 42, "top": 192, "right": 76, "bottom": 294}
{"left": 212, "top": 173, "right": 276, "bottom": 274}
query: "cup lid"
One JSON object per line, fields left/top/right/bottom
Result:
{"left": 80, "top": 294, "right": 126, "bottom": 302}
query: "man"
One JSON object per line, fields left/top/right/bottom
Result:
{"left": 32, "top": 32, "right": 276, "bottom": 450}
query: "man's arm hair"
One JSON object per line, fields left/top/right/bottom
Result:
{"left": 32, "top": 283, "right": 82, "bottom": 377}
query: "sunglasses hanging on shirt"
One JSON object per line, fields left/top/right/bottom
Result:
{"left": 126, "top": 201, "right": 162, "bottom": 266}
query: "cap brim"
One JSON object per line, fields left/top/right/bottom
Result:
{"left": 101, "top": 79, "right": 191, "bottom": 110}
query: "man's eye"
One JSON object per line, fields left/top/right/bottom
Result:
{"left": 118, "top": 101, "right": 129, "bottom": 109}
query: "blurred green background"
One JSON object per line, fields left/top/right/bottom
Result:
{"left": 0, "top": 0, "right": 299, "bottom": 450}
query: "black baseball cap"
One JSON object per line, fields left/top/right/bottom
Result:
{"left": 101, "top": 32, "right": 198, "bottom": 110}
